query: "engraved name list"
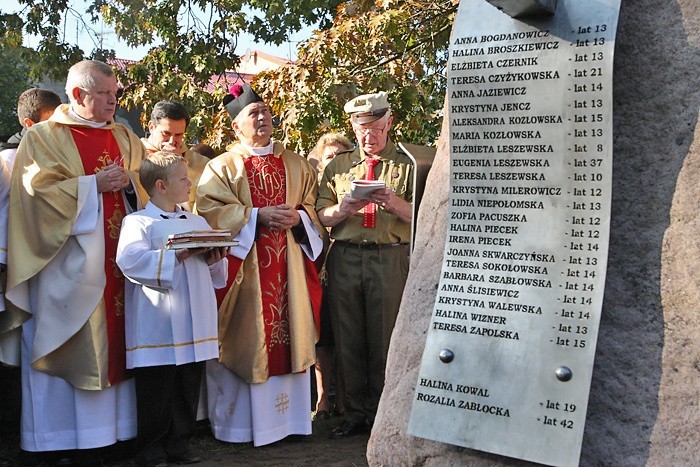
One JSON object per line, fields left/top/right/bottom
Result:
{"left": 408, "top": 1, "right": 621, "bottom": 466}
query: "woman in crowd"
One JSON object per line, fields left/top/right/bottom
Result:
{"left": 307, "top": 132, "right": 353, "bottom": 419}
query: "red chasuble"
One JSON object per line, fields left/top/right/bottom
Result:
{"left": 70, "top": 127, "right": 128, "bottom": 386}
{"left": 245, "top": 154, "right": 292, "bottom": 376}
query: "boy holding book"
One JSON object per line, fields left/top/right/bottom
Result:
{"left": 116, "top": 152, "right": 228, "bottom": 467}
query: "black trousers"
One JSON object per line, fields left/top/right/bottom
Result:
{"left": 132, "top": 361, "right": 204, "bottom": 463}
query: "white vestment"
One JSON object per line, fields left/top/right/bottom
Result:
{"left": 16, "top": 176, "right": 136, "bottom": 451}
{"left": 0, "top": 157, "right": 16, "bottom": 363}
{"left": 0, "top": 157, "right": 9, "bottom": 295}
{"left": 0, "top": 147, "right": 17, "bottom": 175}
{"left": 20, "top": 317, "right": 136, "bottom": 451}
{"left": 206, "top": 360, "right": 311, "bottom": 447}
{"left": 117, "top": 202, "right": 227, "bottom": 369}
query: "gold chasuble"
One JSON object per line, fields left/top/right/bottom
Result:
{"left": 196, "top": 142, "right": 322, "bottom": 384}
{"left": 6, "top": 104, "right": 146, "bottom": 390}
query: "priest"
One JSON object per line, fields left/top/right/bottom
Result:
{"left": 5, "top": 60, "right": 146, "bottom": 463}
{"left": 196, "top": 84, "right": 323, "bottom": 446}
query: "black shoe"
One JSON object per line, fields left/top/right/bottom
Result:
{"left": 135, "top": 453, "right": 168, "bottom": 467}
{"left": 329, "top": 420, "right": 368, "bottom": 438}
{"left": 167, "top": 452, "right": 201, "bottom": 465}
{"left": 52, "top": 449, "right": 103, "bottom": 466}
{"left": 137, "top": 459, "right": 168, "bottom": 467}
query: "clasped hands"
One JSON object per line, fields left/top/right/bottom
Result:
{"left": 258, "top": 204, "right": 301, "bottom": 230}
{"left": 96, "top": 163, "right": 130, "bottom": 193}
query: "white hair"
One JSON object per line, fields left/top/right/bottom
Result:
{"left": 65, "top": 60, "right": 115, "bottom": 101}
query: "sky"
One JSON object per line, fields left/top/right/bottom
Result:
{"left": 3, "top": 0, "right": 309, "bottom": 61}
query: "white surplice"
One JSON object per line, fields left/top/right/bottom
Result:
{"left": 116, "top": 202, "right": 227, "bottom": 369}
{"left": 16, "top": 175, "right": 136, "bottom": 452}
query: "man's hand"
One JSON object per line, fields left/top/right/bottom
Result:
{"left": 317, "top": 195, "right": 369, "bottom": 228}
{"left": 258, "top": 204, "right": 301, "bottom": 230}
{"left": 338, "top": 195, "right": 370, "bottom": 218}
{"left": 96, "top": 163, "right": 130, "bottom": 193}
{"left": 369, "top": 188, "right": 412, "bottom": 223}
{"left": 205, "top": 246, "right": 229, "bottom": 265}
{"left": 369, "top": 188, "right": 398, "bottom": 212}
{"left": 159, "top": 142, "right": 186, "bottom": 155}
{"left": 175, "top": 246, "right": 209, "bottom": 263}
{"left": 175, "top": 246, "right": 228, "bottom": 264}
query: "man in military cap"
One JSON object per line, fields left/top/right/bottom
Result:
{"left": 316, "top": 91, "right": 413, "bottom": 437}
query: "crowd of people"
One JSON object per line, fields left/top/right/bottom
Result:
{"left": 0, "top": 59, "right": 414, "bottom": 466}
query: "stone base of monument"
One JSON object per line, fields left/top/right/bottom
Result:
{"left": 367, "top": 0, "right": 700, "bottom": 465}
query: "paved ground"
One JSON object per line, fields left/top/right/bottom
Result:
{"left": 0, "top": 360, "right": 369, "bottom": 467}
{"left": 0, "top": 365, "right": 369, "bottom": 467}
{"left": 1, "top": 417, "right": 370, "bottom": 466}
{"left": 187, "top": 416, "right": 370, "bottom": 467}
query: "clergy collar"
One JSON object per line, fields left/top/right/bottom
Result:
{"left": 243, "top": 141, "right": 274, "bottom": 157}
{"left": 68, "top": 106, "right": 110, "bottom": 128}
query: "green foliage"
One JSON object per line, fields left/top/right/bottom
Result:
{"left": 0, "top": 0, "right": 453, "bottom": 152}
{"left": 0, "top": 0, "right": 252, "bottom": 148}
{"left": 2, "top": 2, "right": 84, "bottom": 80}
{"left": 116, "top": 48, "right": 234, "bottom": 151}
{"left": 0, "top": 42, "right": 32, "bottom": 141}
{"left": 89, "top": 0, "right": 258, "bottom": 149}
{"left": 244, "top": 0, "right": 343, "bottom": 45}
{"left": 255, "top": 0, "right": 454, "bottom": 155}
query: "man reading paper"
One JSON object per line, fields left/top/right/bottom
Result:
{"left": 316, "top": 91, "right": 413, "bottom": 438}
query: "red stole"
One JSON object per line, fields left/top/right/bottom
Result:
{"left": 70, "top": 127, "right": 128, "bottom": 386}
{"left": 245, "top": 154, "right": 291, "bottom": 376}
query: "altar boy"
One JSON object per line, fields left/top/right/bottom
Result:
{"left": 117, "top": 152, "right": 228, "bottom": 467}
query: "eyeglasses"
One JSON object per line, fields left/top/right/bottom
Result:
{"left": 353, "top": 119, "right": 390, "bottom": 136}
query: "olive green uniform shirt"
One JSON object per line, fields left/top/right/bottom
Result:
{"left": 315, "top": 140, "right": 413, "bottom": 244}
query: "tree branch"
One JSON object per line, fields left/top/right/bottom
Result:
{"left": 349, "top": 20, "right": 452, "bottom": 74}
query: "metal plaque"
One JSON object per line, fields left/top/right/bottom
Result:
{"left": 407, "top": 1, "right": 621, "bottom": 466}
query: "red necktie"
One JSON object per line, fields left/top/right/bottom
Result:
{"left": 363, "top": 157, "right": 378, "bottom": 228}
